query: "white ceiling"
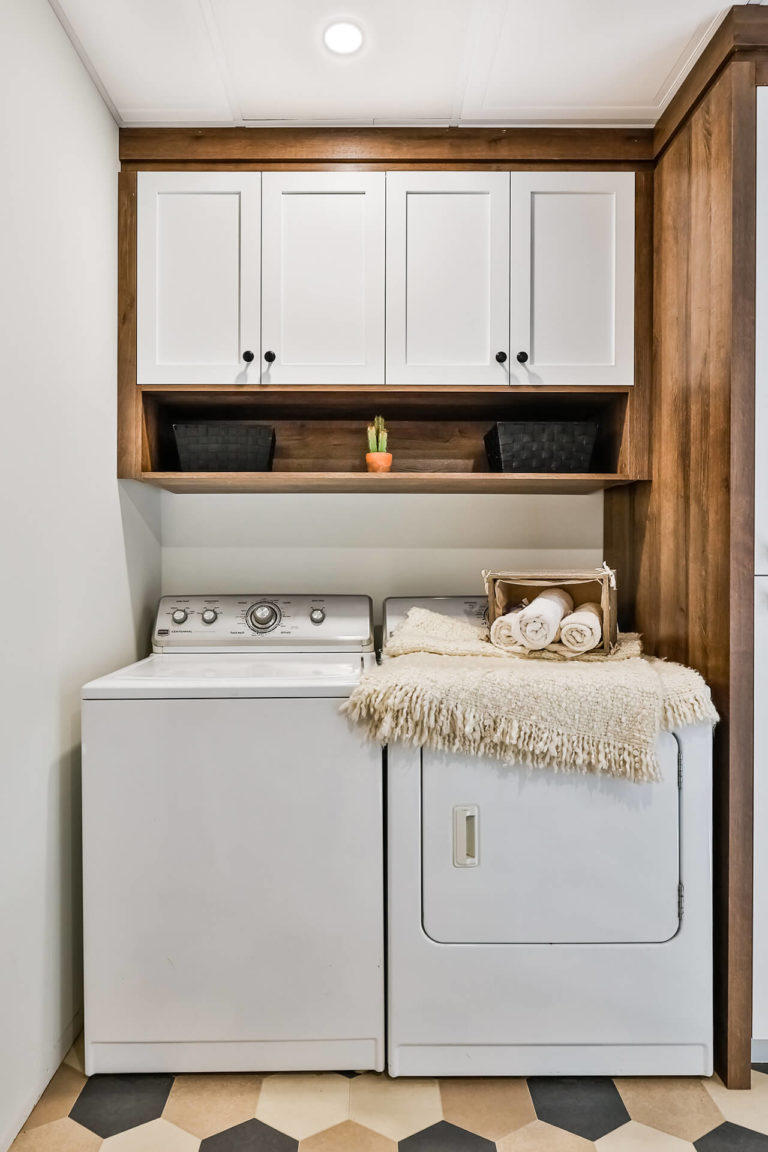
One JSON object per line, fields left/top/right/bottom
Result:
{"left": 48, "top": 0, "right": 746, "bottom": 128}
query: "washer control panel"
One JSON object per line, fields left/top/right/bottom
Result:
{"left": 153, "top": 595, "right": 374, "bottom": 653}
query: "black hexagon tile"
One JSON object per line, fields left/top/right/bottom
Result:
{"left": 200, "top": 1117, "right": 299, "bottom": 1151}
{"left": 695, "top": 1122, "right": 768, "bottom": 1151}
{"left": 527, "top": 1075, "right": 630, "bottom": 1141}
{"left": 68, "top": 1072, "right": 174, "bottom": 1138}
{"left": 399, "top": 1120, "right": 496, "bottom": 1152}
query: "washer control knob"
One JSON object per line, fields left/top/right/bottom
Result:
{"left": 201, "top": 609, "right": 218, "bottom": 625}
{"left": 310, "top": 608, "right": 326, "bottom": 625}
{"left": 247, "top": 602, "right": 281, "bottom": 632}
{"left": 171, "top": 609, "right": 188, "bottom": 625}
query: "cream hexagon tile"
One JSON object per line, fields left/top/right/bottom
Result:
{"left": 299, "top": 1120, "right": 395, "bottom": 1152}
{"left": 595, "top": 1120, "right": 694, "bottom": 1149}
{"left": 350, "top": 1074, "right": 441, "bottom": 1141}
{"left": 497, "top": 1120, "right": 596, "bottom": 1151}
{"left": 440, "top": 1077, "right": 535, "bottom": 1140}
{"left": 101, "top": 1117, "right": 199, "bottom": 1150}
{"left": 703, "top": 1071, "right": 768, "bottom": 1136}
{"left": 163, "top": 1073, "right": 262, "bottom": 1139}
{"left": 23, "top": 1064, "right": 87, "bottom": 1130}
{"left": 62, "top": 1035, "right": 85, "bottom": 1076}
{"left": 614, "top": 1078, "right": 723, "bottom": 1142}
{"left": 256, "top": 1074, "right": 350, "bottom": 1139}
{"left": 10, "top": 1118, "right": 101, "bottom": 1152}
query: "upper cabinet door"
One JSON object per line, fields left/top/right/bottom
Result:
{"left": 261, "top": 173, "right": 385, "bottom": 385}
{"left": 386, "top": 172, "right": 510, "bottom": 386}
{"left": 509, "top": 172, "right": 635, "bottom": 386}
{"left": 137, "top": 173, "right": 261, "bottom": 386}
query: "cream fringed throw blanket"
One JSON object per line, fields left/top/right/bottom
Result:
{"left": 342, "top": 609, "right": 718, "bottom": 783}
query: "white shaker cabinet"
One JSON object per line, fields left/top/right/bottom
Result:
{"left": 137, "top": 173, "right": 261, "bottom": 386}
{"left": 386, "top": 172, "right": 511, "bottom": 386}
{"left": 508, "top": 171, "right": 635, "bottom": 386}
{"left": 261, "top": 173, "right": 385, "bottom": 385}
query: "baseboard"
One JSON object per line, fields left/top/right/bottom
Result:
{"left": 0, "top": 1009, "right": 83, "bottom": 1152}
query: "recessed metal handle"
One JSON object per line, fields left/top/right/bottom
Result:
{"left": 242, "top": 350, "right": 255, "bottom": 363}
{"left": 516, "top": 351, "right": 529, "bottom": 364}
{"left": 453, "top": 805, "right": 479, "bottom": 868}
{"left": 495, "top": 351, "right": 508, "bottom": 364}
{"left": 264, "top": 350, "right": 276, "bottom": 364}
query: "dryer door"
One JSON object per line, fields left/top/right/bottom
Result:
{"left": 421, "top": 732, "right": 681, "bottom": 944}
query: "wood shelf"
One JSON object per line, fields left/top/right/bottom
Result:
{"left": 140, "top": 471, "right": 640, "bottom": 495}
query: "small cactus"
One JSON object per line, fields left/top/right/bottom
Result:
{"left": 367, "top": 415, "right": 388, "bottom": 453}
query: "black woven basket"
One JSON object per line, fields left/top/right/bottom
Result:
{"left": 173, "top": 421, "right": 276, "bottom": 472}
{"left": 484, "top": 420, "right": 598, "bottom": 473}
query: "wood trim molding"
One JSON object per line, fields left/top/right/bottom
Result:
{"left": 119, "top": 126, "right": 654, "bottom": 165}
{"left": 654, "top": 5, "right": 768, "bottom": 156}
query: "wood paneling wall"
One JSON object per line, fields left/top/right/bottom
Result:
{"left": 606, "top": 59, "right": 757, "bottom": 1088}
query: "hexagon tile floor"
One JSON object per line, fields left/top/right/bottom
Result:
{"left": 11, "top": 1041, "right": 768, "bottom": 1152}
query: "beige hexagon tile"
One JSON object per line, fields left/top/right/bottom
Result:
{"left": 101, "top": 1118, "right": 199, "bottom": 1150}
{"left": 440, "top": 1077, "right": 535, "bottom": 1140}
{"left": 703, "top": 1070, "right": 768, "bottom": 1136}
{"left": 350, "top": 1073, "right": 441, "bottom": 1140}
{"left": 62, "top": 1035, "right": 85, "bottom": 1076}
{"left": 595, "top": 1121, "right": 695, "bottom": 1149}
{"left": 497, "top": 1119, "right": 596, "bottom": 1151}
{"left": 10, "top": 1117, "right": 100, "bottom": 1152}
{"left": 299, "top": 1120, "right": 396, "bottom": 1152}
{"left": 22, "top": 1064, "right": 87, "bottom": 1131}
{"left": 256, "top": 1073, "right": 350, "bottom": 1139}
{"left": 614, "top": 1077, "right": 723, "bottom": 1142}
{"left": 163, "top": 1073, "right": 262, "bottom": 1139}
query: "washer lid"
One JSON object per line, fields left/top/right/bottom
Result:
{"left": 82, "top": 653, "right": 368, "bottom": 699}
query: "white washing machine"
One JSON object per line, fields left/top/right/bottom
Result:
{"left": 384, "top": 596, "right": 713, "bottom": 1078}
{"left": 81, "top": 594, "right": 383, "bottom": 1075}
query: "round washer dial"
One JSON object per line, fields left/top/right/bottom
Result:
{"left": 246, "top": 601, "right": 281, "bottom": 633}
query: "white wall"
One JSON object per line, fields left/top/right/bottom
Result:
{"left": 0, "top": 2, "right": 161, "bottom": 1147}
{"left": 161, "top": 492, "right": 604, "bottom": 616}
{"left": 753, "top": 86, "right": 768, "bottom": 1057}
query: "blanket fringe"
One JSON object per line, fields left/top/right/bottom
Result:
{"left": 342, "top": 681, "right": 662, "bottom": 783}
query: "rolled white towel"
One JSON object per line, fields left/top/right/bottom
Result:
{"left": 489, "top": 609, "right": 526, "bottom": 652}
{"left": 516, "top": 587, "right": 574, "bottom": 650}
{"left": 559, "top": 601, "right": 603, "bottom": 654}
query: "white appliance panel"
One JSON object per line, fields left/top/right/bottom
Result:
{"left": 388, "top": 724, "right": 714, "bottom": 1077}
{"left": 83, "top": 697, "right": 384, "bottom": 1070}
{"left": 421, "top": 740, "right": 680, "bottom": 944}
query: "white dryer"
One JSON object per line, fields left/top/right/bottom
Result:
{"left": 384, "top": 596, "right": 713, "bottom": 1078}
{"left": 81, "top": 594, "right": 383, "bottom": 1075}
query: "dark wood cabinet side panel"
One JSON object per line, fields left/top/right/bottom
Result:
{"left": 117, "top": 170, "right": 140, "bottom": 478}
{"left": 610, "top": 61, "right": 755, "bottom": 1089}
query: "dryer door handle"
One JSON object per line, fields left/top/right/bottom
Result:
{"left": 453, "top": 805, "right": 479, "bottom": 867}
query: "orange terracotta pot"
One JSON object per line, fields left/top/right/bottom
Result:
{"left": 366, "top": 452, "right": 393, "bottom": 473}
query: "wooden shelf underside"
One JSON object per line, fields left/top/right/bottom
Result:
{"left": 140, "top": 471, "right": 641, "bottom": 495}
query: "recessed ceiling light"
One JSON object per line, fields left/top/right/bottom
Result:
{"left": 323, "top": 21, "right": 364, "bottom": 55}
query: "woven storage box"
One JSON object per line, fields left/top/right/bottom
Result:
{"left": 484, "top": 420, "right": 598, "bottom": 473}
{"left": 483, "top": 566, "right": 618, "bottom": 654}
{"left": 173, "top": 421, "right": 275, "bottom": 472}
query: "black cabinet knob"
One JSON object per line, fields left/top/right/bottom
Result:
{"left": 242, "top": 350, "right": 255, "bottom": 363}
{"left": 495, "top": 351, "right": 508, "bottom": 364}
{"left": 264, "top": 350, "right": 276, "bottom": 364}
{"left": 516, "top": 351, "right": 529, "bottom": 364}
